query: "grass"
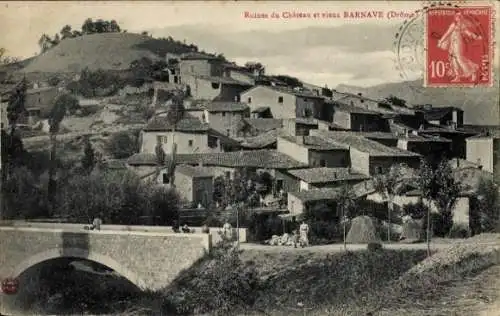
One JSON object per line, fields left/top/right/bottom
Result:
{"left": 18, "top": 32, "right": 193, "bottom": 73}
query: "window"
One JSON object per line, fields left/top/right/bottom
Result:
{"left": 211, "top": 82, "right": 220, "bottom": 89}
{"left": 278, "top": 96, "right": 284, "bottom": 103}
{"left": 162, "top": 173, "right": 170, "bottom": 184}
{"left": 188, "top": 140, "right": 193, "bottom": 147}
{"left": 226, "top": 129, "right": 230, "bottom": 136}
{"left": 225, "top": 171, "right": 231, "bottom": 179}
{"left": 375, "top": 166, "right": 383, "bottom": 174}
{"left": 156, "top": 135, "right": 162, "bottom": 143}
{"left": 319, "top": 159, "right": 326, "bottom": 167}
{"left": 201, "top": 113, "right": 206, "bottom": 122}
{"left": 247, "top": 97, "right": 252, "bottom": 104}
{"left": 208, "top": 135, "right": 218, "bottom": 148}
{"left": 222, "top": 112, "right": 226, "bottom": 117}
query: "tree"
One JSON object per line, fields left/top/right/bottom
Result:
{"left": 81, "top": 137, "right": 96, "bottom": 174}
{"left": 107, "top": 131, "right": 139, "bottom": 159}
{"left": 417, "top": 159, "right": 461, "bottom": 256}
{"left": 38, "top": 34, "right": 54, "bottom": 53}
{"left": 82, "top": 18, "right": 95, "bottom": 34}
{"left": 470, "top": 177, "right": 499, "bottom": 234}
{"left": 433, "top": 160, "right": 461, "bottom": 236}
{"left": 7, "top": 77, "right": 27, "bottom": 134}
{"left": 373, "top": 164, "right": 404, "bottom": 242}
{"left": 155, "top": 139, "right": 166, "bottom": 166}
{"left": 384, "top": 95, "right": 407, "bottom": 107}
{"left": 47, "top": 94, "right": 68, "bottom": 210}
{"left": 60, "top": 25, "right": 73, "bottom": 39}
{"left": 244, "top": 62, "right": 265, "bottom": 76}
{"left": 336, "top": 184, "right": 356, "bottom": 251}
{"left": 164, "top": 90, "right": 185, "bottom": 188}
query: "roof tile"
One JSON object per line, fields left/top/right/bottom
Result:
{"left": 287, "top": 168, "right": 369, "bottom": 183}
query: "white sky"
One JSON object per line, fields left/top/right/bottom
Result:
{"left": 0, "top": 1, "right": 498, "bottom": 87}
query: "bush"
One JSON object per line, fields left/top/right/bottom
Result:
{"left": 106, "top": 131, "right": 140, "bottom": 159}
{"left": 162, "top": 245, "right": 259, "bottom": 315}
{"left": 403, "top": 200, "right": 429, "bottom": 220}
{"left": 47, "top": 75, "right": 61, "bottom": 87}
{"left": 367, "top": 242, "right": 383, "bottom": 252}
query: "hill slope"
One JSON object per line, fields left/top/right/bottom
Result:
{"left": 19, "top": 32, "right": 194, "bottom": 73}
{"left": 336, "top": 78, "right": 500, "bottom": 126}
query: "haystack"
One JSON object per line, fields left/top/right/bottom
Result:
{"left": 346, "top": 216, "right": 380, "bottom": 243}
{"left": 401, "top": 218, "right": 423, "bottom": 241}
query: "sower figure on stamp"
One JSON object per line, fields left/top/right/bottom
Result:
{"left": 437, "top": 12, "right": 482, "bottom": 82}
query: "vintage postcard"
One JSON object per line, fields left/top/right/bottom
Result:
{"left": 0, "top": 1, "right": 499, "bottom": 316}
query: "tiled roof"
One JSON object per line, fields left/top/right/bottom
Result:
{"left": 196, "top": 75, "right": 252, "bottom": 86}
{"left": 180, "top": 52, "right": 220, "bottom": 60}
{"left": 128, "top": 153, "right": 157, "bottom": 166}
{"left": 267, "top": 85, "right": 324, "bottom": 99}
{"left": 293, "top": 117, "right": 319, "bottom": 126}
{"left": 243, "top": 118, "right": 283, "bottom": 132}
{"left": 144, "top": 115, "right": 210, "bottom": 132}
{"left": 279, "top": 135, "right": 348, "bottom": 151}
{"left": 102, "top": 159, "right": 128, "bottom": 170}
{"left": 326, "top": 100, "right": 380, "bottom": 115}
{"left": 239, "top": 129, "right": 277, "bottom": 148}
{"left": 351, "top": 179, "right": 377, "bottom": 198}
{"left": 448, "top": 158, "right": 482, "bottom": 170}
{"left": 313, "top": 130, "right": 421, "bottom": 157}
{"left": 205, "top": 102, "right": 249, "bottom": 112}
{"left": 330, "top": 91, "right": 403, "bottom": 115}
{"left": 128, "top": 150, "right": 306, "bottom": 169}
{"left": 176, "top": 164, "right": 214, "bottom": 178}
{"left": 289, "top": 188, "right": 341, "bottom": 202}
{"left": 416, "top": 106, "right": 464, "bottom": 121}
{"left": 251, "top": 106, "right": 270, "bottom": 113}
{"left": 287, "top": 168, "right": 369, "bottom": 184}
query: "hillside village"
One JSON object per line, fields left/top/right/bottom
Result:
{"left": 1, "top": 25, "right": 499, "bottom": 239}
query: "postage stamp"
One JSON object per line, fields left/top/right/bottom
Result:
{"left": 425, "top": 4, "right": 495, "bottom": 87}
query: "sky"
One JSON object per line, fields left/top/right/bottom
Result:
{"left": 1, "top": 1, "right": 499, "bottom": 87}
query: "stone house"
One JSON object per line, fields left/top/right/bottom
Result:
{"left": 202, "top": 101, "right": 250, "bottom": 137}
{"left": 140, "top": 115, "right": 240, "bottom": 155}
{"left": 276, "top": 135, "right": 350, "bottom": 168}
{"left": 397, "top": 131, "right": 453, "bottom": 160}
{"left": 287, "top": 188, "right": 341, "bottom": 217}
{"left": 365, "top": 189, "right": 472, "bottom": 230}
{"left": 182, "top": 74, "right": 252, "bottom": 101}
{"left": 326, "top": 101, "right": 388, "bottom": 132}
{"left": 419, "top": 125, "right": 476, "bottom": 159}
{"left": 283, "top": 167, "right": 369, "bottom": 192}
{"left": 282, "top": 117, "right": 320, "bottom": 136}
{"left": 170, "top": 164, "right": 214, "bottom": 207}
{"left": 466, "top": 131, "right": 500, "bottom": 178}
{"left": 127, "top": 149, "right": 307, "bottom": 195}
{"left": 415, "top": 105, "right": 464, "bottom": 128}
{"left": 311, "top": 130, "right": 422, "bottom": 176}
{"left": 179, "top": 53, "right": 225, "bottom": 79}
{"left": 223, "top": 64, "right": 257, "bottom": 85}
{"left": 240, "top": 85, "right": 324, "bottom": 120}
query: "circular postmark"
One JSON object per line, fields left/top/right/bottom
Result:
{"left": 392, "top": 1, "right": 497, "bottom": 116}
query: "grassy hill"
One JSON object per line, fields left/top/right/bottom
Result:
{"left": 17, "top": 32, "right": 194, "bottom": 74}
{"left": 336, "top": 77, "right": 500, "bottom": 126}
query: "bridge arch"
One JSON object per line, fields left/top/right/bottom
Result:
{"left": 12, "top": 248, "right": 147, "bottom": 290}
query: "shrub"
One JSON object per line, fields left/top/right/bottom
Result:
{"left": 403, "top": 200, "right": 429, "bottom": 220}
{"left": 367, "top": 242, "right": 383, "bottom": 252}
{"left": 162, "top": 245, "right": 259, "bottom": 315}
{"left": 106, "top": 131, "right": 140, "bottom": 159}
{"left": 47, "top": 75, "right": 61, "bottom": 87}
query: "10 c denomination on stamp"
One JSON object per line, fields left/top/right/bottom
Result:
{"left": 425, "top": 4, "right": 494, "bottom": 87}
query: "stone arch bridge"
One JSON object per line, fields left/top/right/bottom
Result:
{"left": 0, "top": 222, "right": 212, "bottom": 314}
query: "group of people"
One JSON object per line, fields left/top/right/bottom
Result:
{"left": 172, "top": 221, "right": 193, "bottom": 233}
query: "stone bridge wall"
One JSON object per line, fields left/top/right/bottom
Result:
{"left": 0, "top": 227, "right": 211, "bottom": 291}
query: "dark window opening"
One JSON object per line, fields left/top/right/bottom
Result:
{"left": 225, "top": 171, "right": 231, "bottom": 179}
{"left": 188, "top": 140, "right": 193, "bottom": 147}
{"left": 278, "top": 96, "right": 284, "bottom": 103}
{"left": 319, "top": 159, "right": 326, "bottom": 167}
{"left": 222, "top": 112, "right": 226, "bottom": 117}
{"left": 226, "top": 129, "right": 230, "bottom": 136}
{"left": 208, "top": 135, "right": 218, "bottom": 148}
{"left": 211, "top": 82, "right": 220, "bottom": 89}
{"left": 375, "top": 166, "right": 383, "bottom": 174}
{"left": 162, "top": 173, "right": 170, "bottom": 184}
{"left": 247, "top": 97, "right": 252, "bottom": 104}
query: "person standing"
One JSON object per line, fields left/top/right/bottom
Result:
{"left": 223, "top": 221, "right": 233, "bottom": 241}
{"left": 92, "top": 215, "right": 103, "bottom": 231}
{"left": 299, "top": 221, "right": 310, "bottom": 247}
